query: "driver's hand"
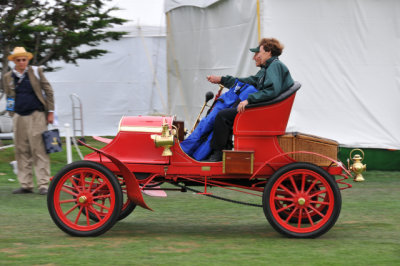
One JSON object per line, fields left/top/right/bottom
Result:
{"left": 207, "top": 75, "right": 221, "bottom": 84}
{"left": 237, "top": 100, "right": 248, "bottom": 113}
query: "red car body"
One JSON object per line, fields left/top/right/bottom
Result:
{"left": 48, "top": 82, "right": 356, "bottom": 238}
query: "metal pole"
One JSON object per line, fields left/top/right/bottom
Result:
{"left": 65, "top": 123, "right": 72, "bottom": 164}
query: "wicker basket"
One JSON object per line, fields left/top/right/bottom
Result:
{"left": 277, "top": 132, "right": 338, "bottom": 166}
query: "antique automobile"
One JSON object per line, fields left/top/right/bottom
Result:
{"left": 47, "top": 81, "right": 365, "bottom": 238}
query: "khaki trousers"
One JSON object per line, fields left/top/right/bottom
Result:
{"left": 13, "top": 111, "right": 50, "bottom": 190}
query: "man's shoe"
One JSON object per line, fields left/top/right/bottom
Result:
{"left": 12, "top": 187, "right": 33, "bottom": 194}
{"left": 206, "top": 150, "right": 223, "bottom": 162}
{"left": 39, "top": 188, "right": 48, "bottom": 195}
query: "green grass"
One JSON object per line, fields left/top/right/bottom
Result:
{"left": 0, "top": 139, "right": 399, "bottom": 265}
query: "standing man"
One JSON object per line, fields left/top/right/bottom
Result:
{"left": 3, "top": 47, "right": 55, "bottom": 195}
{"left": 206, "top": 38, "right": 294, "bottom": 161}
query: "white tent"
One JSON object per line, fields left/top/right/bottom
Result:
{"left": 47, "top": 25, "right": 167, "bottom": 136}
{"left": 165, "top": 0, "right": 400, "bottom": 149}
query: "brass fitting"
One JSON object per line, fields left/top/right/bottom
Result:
{"left": 151, "top": 122, "right": 174, "bottom": 156}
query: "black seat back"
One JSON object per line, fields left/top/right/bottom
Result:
{"left": 246, "top": 81, "right": 301, "bottom": 109}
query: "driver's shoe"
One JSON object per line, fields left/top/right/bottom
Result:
{"left": 206, "top": 150, "right": 223, "bottom": 162}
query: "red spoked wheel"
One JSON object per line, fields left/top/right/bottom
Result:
{"left": 274, "top": 182, "right": 328, "bottom": 223}
{"left": 47, "top": 161, "right": 122, "bottom": 237}
{"left": 263, "top": 162, "right": 341, "bottom": 238}
{"left": 81, "top": 176, "right": 136, "bottom": 222}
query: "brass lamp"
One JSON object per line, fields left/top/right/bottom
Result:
{"left": 151, "top": 122, "right": 175, "bottom": 156}
{"left": 349, "top": 149, "right": 366, "bottom": 182}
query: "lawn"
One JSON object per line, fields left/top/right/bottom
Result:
{"left": 0, "top": 139, "right": 399, "bottom": 265}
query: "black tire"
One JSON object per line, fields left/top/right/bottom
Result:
{"left": 116, "top": 176, "right": 136, "bottom": 221}
{"left": 263, "top": 162, "right": 341, "bottom": 238}
{"left": 47, "top": 161, "right": 123, "bottom": 237}
{"left": 117, "top": 200, "right": 136, "bottom": 221}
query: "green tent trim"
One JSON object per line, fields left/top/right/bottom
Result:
{"left": 338, "top": 147, "right": 400, "bottom": 171}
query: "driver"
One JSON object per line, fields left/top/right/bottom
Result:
{"left": 206, "top": 37, "right": 294, "bottom": 161}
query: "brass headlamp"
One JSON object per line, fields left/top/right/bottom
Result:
{"left": 348, "top": 149, "right": 366, "bottom": 182}
{"left": 151, "top": 121, "right": 175, "bottom": 156}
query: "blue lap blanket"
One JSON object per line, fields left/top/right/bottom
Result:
{"left": 180, "top": 80, "right": 257, "bottom": 161}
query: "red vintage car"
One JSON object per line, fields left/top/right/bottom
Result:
{"left": 47, "top": 82, "right": 360, "bottom": 238}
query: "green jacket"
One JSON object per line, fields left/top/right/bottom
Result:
{"left": 220, "top": 56, "right": 294, "bottom": 104}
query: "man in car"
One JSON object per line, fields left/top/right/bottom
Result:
{"left": 206, "top": 37, "right": 294, "bottom": 161}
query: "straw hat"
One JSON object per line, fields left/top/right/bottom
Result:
{"left": 8, "top": 47, "right": 33, "bottom": 61}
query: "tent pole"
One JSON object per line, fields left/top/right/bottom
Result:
{"left": 257, "top": 0, "right": 261, "bottom": 41}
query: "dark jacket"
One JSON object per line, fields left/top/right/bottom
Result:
{"left": 220, "top": 56, "right": 294, "bottom": 104}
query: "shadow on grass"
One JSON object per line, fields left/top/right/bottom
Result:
{"left": 104, "top": 214, "right": 398, "bottom": 240}
{"left": 110, "top": 220, "right": 277, "bottom": 238}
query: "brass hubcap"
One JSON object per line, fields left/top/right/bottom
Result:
{"left": 298, "top": 197, "right": 306, "bottom": 206}
{"left": 78, "top": 195, "right": 87, "bottom": 204}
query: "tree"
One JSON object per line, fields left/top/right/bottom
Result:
{"left": 0, "top": 0, "right": 127, "bottom": 110}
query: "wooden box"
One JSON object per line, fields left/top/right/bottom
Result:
{"left": 277, "top": 132, "right": 338, "bottom": 166}
{"left": 223, "top": 150, "right": 254, "bottom": 174}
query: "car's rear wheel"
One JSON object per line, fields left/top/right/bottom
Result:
{"left": 263, "top": 162, "right": 341, "bottom": 238}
